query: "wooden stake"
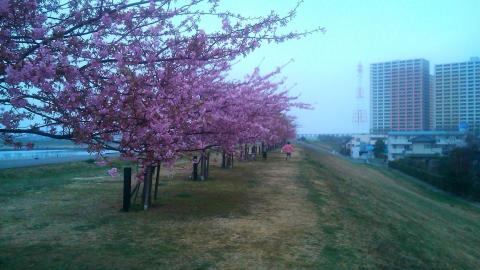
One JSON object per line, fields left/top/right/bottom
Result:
{"left": 154, "top": 162, "right": 161, "bottom": 200}
{"left": 142, "top": 166, "right": 152, "bottom": 210}
{"left": 200, "top": 151, "right": 205, "bottom": 180}
{"left": 122, "top": 167, "right": 132, "bottom": 212}
{"left": 192, "top": 156, "right": 199, "bottom": 180}
{"left": 206, "top": 152, "right": 210, "bottom": 179}
{"left": 244, "top": 144, "right": 248, "bottom": 160}
{"left": 148, "top": 166, "right": 154, "bottom": 206}
{"left": 222, "top": 151, "right": 226, "bottom": 168}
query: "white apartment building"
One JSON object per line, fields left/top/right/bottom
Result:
{"left": 433, "top": 57, "right": 480, "bottom": 133}
{"left": 387, "top": 131, "right": 466, "bottom": 161}
{"left": 429, "top": 75, "right": 435, "bottom": 130}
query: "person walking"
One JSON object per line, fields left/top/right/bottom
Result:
{"left": 281, "top": 142, "right": 295, "bottom": 160}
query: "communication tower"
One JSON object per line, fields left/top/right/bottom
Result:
{"left": 352, "top": 62, "right": 367, "bottom": 132}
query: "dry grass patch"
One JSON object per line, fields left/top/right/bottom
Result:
{"left": 0, "top": 150, "right": 321, "bottom": 269}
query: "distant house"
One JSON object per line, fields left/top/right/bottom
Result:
{"left": 387, "top": 131, "right": 467, "bottom": 161}
{"left": 346, "top": 134, "right": 386, "bottom": 159}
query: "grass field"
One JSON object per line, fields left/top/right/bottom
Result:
{"left": 1, "top": 146, "right": 480, "bottom": 269}
{"left": 0, "top": 137, "right": 83, "bottom": 150}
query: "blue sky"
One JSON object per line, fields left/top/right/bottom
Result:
{"left": 220, "top": 0, "right": 480, "bottom": 134}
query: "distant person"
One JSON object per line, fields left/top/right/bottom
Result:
{"left": 281, "top": 142, "right": 295, "bottom": 160}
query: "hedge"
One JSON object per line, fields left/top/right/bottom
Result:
{"left": 389, "top": 160, "right": 448, "bottom": 190}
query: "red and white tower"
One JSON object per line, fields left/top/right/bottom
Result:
{"left": 352, "top": 62, "right": 367, "bottom": 133}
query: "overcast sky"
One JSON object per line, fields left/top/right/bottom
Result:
{"left": 220, "top": 0, "right": 480, "bottom": 134}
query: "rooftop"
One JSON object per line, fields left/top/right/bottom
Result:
{"left": 371, "top": 58, "right": 427, "bottom": 66}
{"left": 435, "top": 57, "right": 480, "bottom": 66}
{"left": 409, "top": 135, "right": 436, "bottom": 143}
{"left": 388, "top": 131, "right": 466, "bottom": 136}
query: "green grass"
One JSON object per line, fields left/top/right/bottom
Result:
{"left": 1, "top": 147, "right": 480, "bottom": 269}
{"left": 0, "top": 159, "right": 132, "bottom": 200}
{"left": 0, "top": 137, "right": 84, "bottom": 150}
{"left": 299, "top": 144, "right": 480, "bottom": 270}
{"left": 0, "top": 155, "right": 282, "bottom": 269}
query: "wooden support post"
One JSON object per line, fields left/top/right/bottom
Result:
{"left": 262, "top": 143, "right": 267, "bottom": 160}
{"left": 200, "top": 151, "right": 206, "bottom": 180}
{"left": 148, "top": 166, "right": 154, "bottom": 206}
{"left": 192, "top": 156, "right": 199, "bottom": 180}
{"left": 226, "top": 153, "right": 230, "bottom": 168}
{"left": 244, "top": 144, "right": 248, "bottom": 161}
{"left": 201, "top": 150, "right": 208, "bottom": 180}
{"left": 122, "top": 167, "right": 132, "bottom": 212}
{"left": 222, "top": 151, "right": 226, "bottom": 168}
{"left": 141, "top": 169, "right": 145, "bottom": 205}
{"left": 154, "top": 162, "right": 161, "bottom": 201}
{"left": 142, "top": 166, "right": 152, "bottom": 210}
{"left": 132, "top": 183, "right": 140, "bottom": 205}
{"left": 206, "top": 152, "right": 210, "bottom": 179}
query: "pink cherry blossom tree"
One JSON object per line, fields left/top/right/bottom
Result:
{"left": 1, "top": 0, "right": 322, "bottom": 165}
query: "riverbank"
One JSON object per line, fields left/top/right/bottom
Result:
{"left": 0, "top": 149, "right": 119, "bottom": 169}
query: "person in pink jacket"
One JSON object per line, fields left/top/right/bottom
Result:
{"left": 281, "top": 141, "right": 295, "bottom": 160}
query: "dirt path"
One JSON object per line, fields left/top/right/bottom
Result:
{"left": 171, "top": 149, "right": 320, "bottom": 269}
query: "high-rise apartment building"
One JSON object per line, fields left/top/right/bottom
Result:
{"left": 429, "top": 75, "right": 435, "bottom": 130}
{"left": 370, "top": 59, "right": 430, "bottom": 134}
{"left": 433, "top": 57, "right": 480, "bottom": 132}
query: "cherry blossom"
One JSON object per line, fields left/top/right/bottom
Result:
{"left": 108, "top": 167, "right": 119, "bottom": 178}
{"left": 0, "top": 0, "right": 322, "bottom": 166}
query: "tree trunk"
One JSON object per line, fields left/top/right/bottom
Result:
{"left": 222, "top": 151, "right": 226, "bottom": 168}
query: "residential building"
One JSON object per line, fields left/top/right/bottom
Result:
{"left": 429, "top": 75, "right": 435, "bottom": 130}
{"left": 345, "top": 134, "right": 386, "bottom": 159}
{"left": 387, "top": 131, "right": 466, "bottom": 161}
{"left": 370, "top": 59, "right": 430, "bottom": 134}
{"left": 433, "top": 57, "right": 480, "bottom": 133}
